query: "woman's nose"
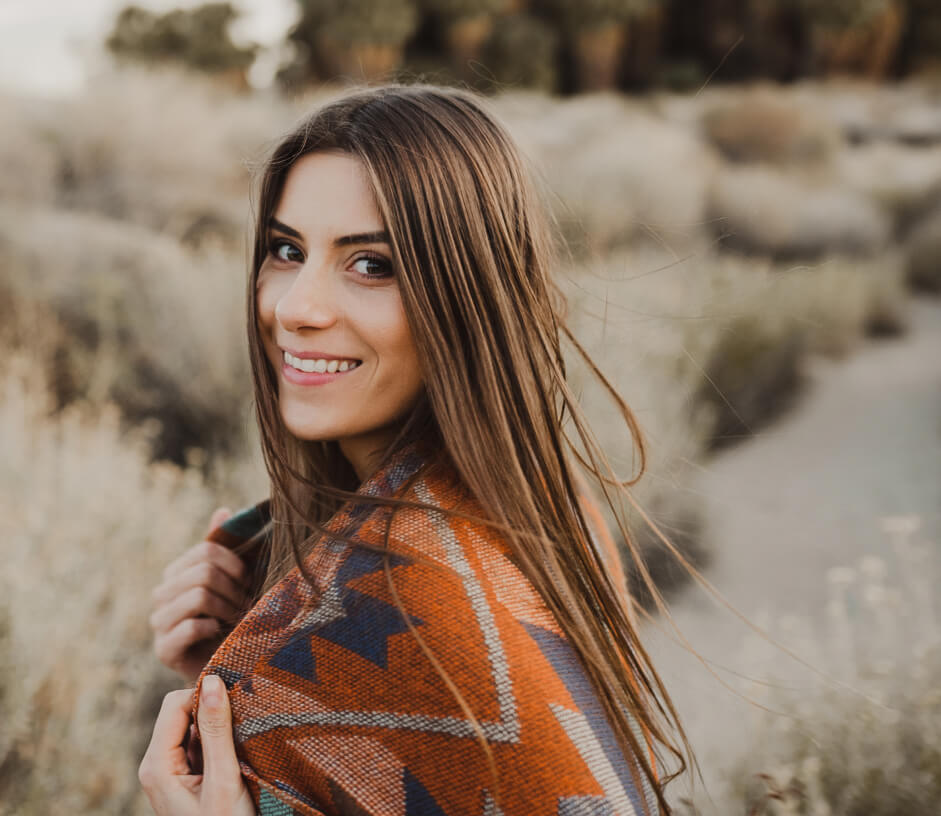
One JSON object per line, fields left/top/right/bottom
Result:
{"left": 274, "top": 262, "right": 338, "bottom": 332}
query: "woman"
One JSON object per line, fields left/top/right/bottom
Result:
{"left": 140, "top": 85, "right": 688, "bottom": 816}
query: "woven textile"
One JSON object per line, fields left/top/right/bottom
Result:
{"left": 193, "top": 446, "right": 659, "bottom": 816}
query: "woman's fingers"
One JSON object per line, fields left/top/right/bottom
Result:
{"left": 154, "top": 617, "right": 221, "bottom": 669}
{"left": 150, "top": 585, "right": 244, "bottom": 635}
{"left": 206, "top": 507, "right": 232, "bottom": 536}
{"left": 162, "top": 539, "right": 249, "bottom": 587}
{"left": 139, "top": 689, "right": 197, "bottom": 788}
{"left": 152, "top": 561, "right": 251, "bottom": 612}
{"left": 197, "top": 675, "right": 256, "bottom": 815}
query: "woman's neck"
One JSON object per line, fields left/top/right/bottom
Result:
{"left": 338, "top": 431, "right": 396, "bottom": 483}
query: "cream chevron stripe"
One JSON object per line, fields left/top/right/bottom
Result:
{"left": 549, "top": 704, "right": 639, "bottom": 816}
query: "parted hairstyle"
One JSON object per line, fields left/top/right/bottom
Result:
{"left": 245, "top": 84, "right": 689, "bottom": 813}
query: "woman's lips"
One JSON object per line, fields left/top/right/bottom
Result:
{"left": 280, "top": 360, "right": 361, "bottom": 386}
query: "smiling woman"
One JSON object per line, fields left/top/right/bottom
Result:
{"left": 256, "top": 152, "right": 424, "bottom": 479}
{"left": 141, "top": 85, "right": 690, "bottom": 816}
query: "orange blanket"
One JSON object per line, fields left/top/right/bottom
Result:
{"left": 194, "top": 445, "right": 658, "bottom": 815}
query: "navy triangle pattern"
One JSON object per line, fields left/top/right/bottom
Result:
{"left": 404, "top": 768, "right": 448, "bottom": 816}
{"left": 314, "top": 588, "right": 424, "bottom": 670}
{"left": 268, "top": 631, "right": 318, "bottom": 683}
{"left": 335, "top": 546, "right": 412, "bottom": 591}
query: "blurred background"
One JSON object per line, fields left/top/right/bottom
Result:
{"left": 1, "top": 1, "right": 940, "bottom": 813}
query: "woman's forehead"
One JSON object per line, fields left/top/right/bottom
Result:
{"left": 275, "top": 152, "right": 384, "bottom": 236}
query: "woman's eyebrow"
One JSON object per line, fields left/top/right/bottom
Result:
{"left": 334, "top": 231, "right": 390, "bottom": 247}
{"left": 268, "top": 217, "right": 303, "bottom": 239}
{"left": 268, "top": 218, "right": 389, "bottom": 248}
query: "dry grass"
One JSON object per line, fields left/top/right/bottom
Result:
{"left": 0, "top": 205, "right": 253, "bottom": 462}
{"left": 0, "top": 356, "right": 208, "bottom": 814}
{"left": 492, "top": 91, "right": 718, "bottom": 256}
{"left": 699, "top": 518, "right": 941, "bottom": 815}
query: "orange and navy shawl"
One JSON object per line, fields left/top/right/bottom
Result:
{"left": 193, "top": 447, "right": 660, "bottom": 816}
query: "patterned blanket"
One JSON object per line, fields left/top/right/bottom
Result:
{"left": 193, "top": 446, "right": 659, "bottom": 816}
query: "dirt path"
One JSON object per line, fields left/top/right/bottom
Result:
{"left": 642, "top": 296, "right": 941, "bottom": 810}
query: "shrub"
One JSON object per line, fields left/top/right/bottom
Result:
{"left": 0, "top": 356, "right": 219, "bottom": 814}
{"left": 560, "top": 248, "right": 723, "bottom": 596}
{"left": 708, "top": 165, "right": 892, "bottom": 260}
{"left": 0, "top": 206, "right": 252, "bottom": 464}
{"left": 905, "top": 0, "right": 941, "bottom": 74}
{"left": 535, "top": 0, "right": 656, "bottom": 29}
{"left": 0, "top": 67, "right": 295, "bottom": 239}
{"left": 720, "top": 518, "right": 941, "bottom": 815}
{"left": 771, "top": 253, "right": 909, "bottom": 356}
{"left": 420, "top": 0, "right": 506, "bottom": 20}
{"left": 106, "top": 3, "right": 257, "bottom": 76}
{"left": 796, "top": 0, "right": 892, "bottom": 30}
{"left": 906, "top": 207, "right": 941, "bottom": 292}
{"left": 701, "top": 91, "right": 841, "bottom": 165}
{"left": 696, "top": 311, "right": 807, "bottom": 451}
{"left": 837, "top": 142, "right": 941, "bottom": 236}
{"left": 291, "top": 0, "right": 419, "bottom": 47}
{"left": 494, "top": 94, "right": 716, "bottom": 254}
{"left": 480, "top": 13, "right": 559, "bottom": 91}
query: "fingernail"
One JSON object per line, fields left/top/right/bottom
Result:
{"left": 202, "top": 674, "right": 223, "bottom": 706}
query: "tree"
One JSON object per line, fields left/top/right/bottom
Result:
{"left": 106, "top": 3, "right": 258, "bottom": 82}
{"left": 280, "top": 0, "right": 420, "bottom": 85}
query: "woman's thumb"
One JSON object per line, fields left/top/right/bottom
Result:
{"left": 196, "top": 675, "right": 241, "bottom": 791}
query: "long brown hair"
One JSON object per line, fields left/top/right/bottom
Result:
{"left": 246, "top": 84, "right": 689, "bottom": 813}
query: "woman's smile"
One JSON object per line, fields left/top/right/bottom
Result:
{"left": 255, "top": 150, "right": 424, "bottom": 479}
{"left": 280, "top": 349, "right": 362, "bottom": 383}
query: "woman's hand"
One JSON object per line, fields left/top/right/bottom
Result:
{"left": 151, "top": 507, "right": 251, "bottom": 684}
{"left": 139, "top": 675, "right": 257, "bottom": 816}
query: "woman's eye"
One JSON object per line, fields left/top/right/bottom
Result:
{"left": 269, "top": 240, "right": 302, "bottom": 263}
{"left": 351, "top": 256, "right": 393, "bottom": 279}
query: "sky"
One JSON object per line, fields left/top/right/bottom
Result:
{"left": 0, "top": 0, "right": 297, "bottom": 97}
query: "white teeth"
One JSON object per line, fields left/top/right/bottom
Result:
{"left": 282, "top": 351, "right": 359, "bottom": 374}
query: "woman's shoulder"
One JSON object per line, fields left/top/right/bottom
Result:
{"left": 380, "top": 462, "right": 566, "bottom": 637}
{"left": 200, "top": 467, "right": 660, "bottom": 816}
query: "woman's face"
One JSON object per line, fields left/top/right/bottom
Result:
{"left": 255, "top": 151, "right": 424, "bottom": 479}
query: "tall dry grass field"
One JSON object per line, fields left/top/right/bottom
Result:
{"left": 1, "top": 67, "right": 938, "bottom": 812}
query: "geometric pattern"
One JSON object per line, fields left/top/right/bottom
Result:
{"left": 194, "top": 443, "right": 661, "bottom": 815}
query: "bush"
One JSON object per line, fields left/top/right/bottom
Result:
{"left": 906, "top": 208, "right": 941, "bottom": 292}
{"left": 837, "top": 142, "right": 941, "bottom": 236}
{"left": 796, "top": 0, "right": 892, "bottom": 30}
{"left": 701, "top": 91, "right": 841, "bottom": 165}
{"left": 696, "top": 312, "right": 807, "bottom": 451}
{"left": 0, "top": 357, "right": 218, "bottom": 814}
{"left": 709, "top": 165, "right": 892, "bottom": 260}
{"left": 295, "top": 0, "right": 419, "bottom": 46}
{"left": 560, "top": 247, "right": 724, "bottom": 596}
{"left": 420, "top": 0, "right": 506, "bottom": 20}
{"left": 0, "top": 67, "right": 294, "bottom": 239}
{"left": 720, "top": 519, "right": 941, "bottom": 815}
{"left": 535, "top": 0, "right": 656, "bottom": 29}
{"left": 494, "top": 94, "right": 716, "bottom": 254}
{"left": 0, "top": 207, "right": 252, "bottom": 464}
{"left": 480, "top": 13, "right": 559, "bottom": 91}
{"left": 106, "top": 3, "right": 257, "bottom": 76}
